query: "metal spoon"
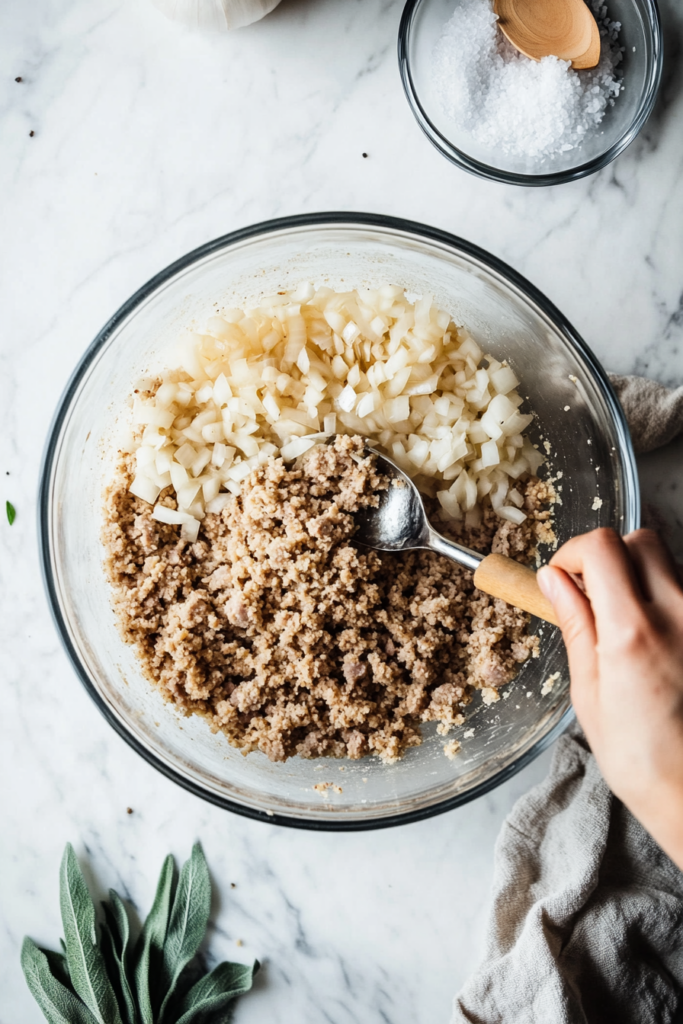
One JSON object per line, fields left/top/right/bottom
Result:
{"left": 352, "top": 445, "right": 559, "bottom": 626}
{"left": 494, "top": 0, "right": 601, "bottom": 70}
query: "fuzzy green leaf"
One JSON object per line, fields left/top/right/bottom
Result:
{"left": 6, "top": 500, "right": 16, "bottom": 525}
{"left": 158, "top": 844, "right": 211, "bottom": 1022}
{"left": 134, "top": 854, "right": 176, "bottom": 1024}
{"left": 59, "top": 844, "right": 123, "bottom": 1024}
{"left": 175, "top": 960, "right": 259, "bottom": 1024}
{"left": 21, "top": 937, "right": 99, "bottom": 1024}
{"left": 101, "top": 891, "right": 138, "bottom": 1024}
{"left": 40, "top": 947, "right": 71, "bottom": 990}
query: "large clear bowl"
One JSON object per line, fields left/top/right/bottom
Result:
{"left": 398, "top": 0, "right": 662, "bottom": 186}
{"left": 39, "top": 214, "right": 639, "bottom": 829}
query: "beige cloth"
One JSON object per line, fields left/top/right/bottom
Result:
{"left": 453, "top": 375, "right": 683, "bottom": 1024}
{"left": 610, "top": 374, "right": 683, "bottom": 454}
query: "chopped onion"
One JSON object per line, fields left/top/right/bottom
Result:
{"left": 497, "top": 505, "right": 528, "bottom": 525}
{"left": 124, "top": 286, "right": 543, "bottom": 527}
{"left": 152, "top": 505, "right": 195, "bottom": 526}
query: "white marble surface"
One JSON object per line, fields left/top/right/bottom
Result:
{"left": 2, "top": 0, "right": 683, "bottom": 1020}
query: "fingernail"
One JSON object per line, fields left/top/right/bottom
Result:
{"left": 537, "top": 566, "right": 557, "bottom": 604}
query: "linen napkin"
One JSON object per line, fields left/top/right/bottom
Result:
{"left": 452, "top": 374, "right": 683, "bottom": 1024}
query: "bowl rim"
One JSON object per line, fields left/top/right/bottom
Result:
{"left": 397, "top": 0, "right": 663, "bottom": 187}
{"left": 38, "top": 211, "right": 639, "bottom": 830}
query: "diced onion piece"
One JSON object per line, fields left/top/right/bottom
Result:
{"left": 293, "top": 281, "right": 315, "bottom": 303}
{"left": 180, "top": 519, "right": 200, "bottom": 543}
{"left": 324, "top": 310, "right": 346, "bottom": 334}
{"left": 480, "top": 439, "right": 500, "bottom": 468}
{"left": 342, "top": 321, "right": 361, "bottom": 344}
{"left": 296, "top": 347, "right": 311, "bottom": 374}
{"left": 211, "top": 442, "right": 227, "bottom": 468}
{"left": 195, "top": 382, "right": 213, "bottom": 404}
{"left": 133, "top": 398, "right": 175, "bottom": 429}
{"left": 177, "top": 480, "right": 202, "bottom": 508}
{"left": 437, "top": 489, "right": 462, "bottom": 520}
{"left": 337, "top": 385, "right": 357, "bottom": 413}
{"left": 155, "top": 382, "right": 178, "bottom": 406}
{"left": 491, "top": 365, "right": 519, "bottom": 395}
{"left": 508, "top": 488, "right": 524, "bottom": 508}
{"left": 152, "top": 505, "right": 195, "bottom": 525}
{"left": 522, "top": 441, "right": 545, "bottom": 474}
{"left": 205, "top": 493, "right": 233, "bottom": 514}
{"left": 191, "top": 449, "right": 212, "bottom": 477}
{"left": 202, "top": 476, "right": 221, "bottom": 503}
{"left": 130, "top": 476, "right": 161, "bottom": 505}
{"left": 408, "top": 439, "right": 430, "bottom": 468}
{"left": 262, "top": 393, "right": 280, "bottom": 420}
{"left": 225, "top": 461, "right": 252, "bottom": 483}
{"left": 170, "top": 463, "right": 190, "bottom": 491}
{"left": 497, "top": 505, "right": 527, "bottom": 525}
{"left": 356, "top": 392, "right": 378, "bottom": 418}
{"left": 174, "top": 443, "right": 197, "bottom": 469}
{"left": 385, "top": 396, "right": 410, "bottom": 423}
{"left": 155, "top": 449, "right": 174, "bottom": 475}
{"left": 232, "top": 435, "right": 260, "bottom": 458}
{"left": 490, "top": 479, "right": 509, "bottom": 510}
{"left": 280, "top": 436, "right": 318, "bottom": 460}
{"left": 331, "top": 355, "right": 348, "bottom": 380}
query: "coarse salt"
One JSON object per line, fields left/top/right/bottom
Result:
{"left": 432, "top": 0, "right": 624, "bottom": 164}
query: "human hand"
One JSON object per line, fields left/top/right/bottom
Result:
{"left": 537, "top": 528, "right": 683, "bottom": 871}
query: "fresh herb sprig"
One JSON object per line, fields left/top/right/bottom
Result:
{"left": 21, "top": 843, "right": 258, "bottom": 1024}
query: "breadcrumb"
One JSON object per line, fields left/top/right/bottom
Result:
{"left": 541, "top": 671, "right": 560, "bottom": 696}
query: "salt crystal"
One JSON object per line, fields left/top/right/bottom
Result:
{"left": 432, "top": 0, "right": 624, "bottom": 164}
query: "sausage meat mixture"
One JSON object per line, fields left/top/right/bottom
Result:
{"left": 103, "top": 436, "right": 554, "bottom": 762}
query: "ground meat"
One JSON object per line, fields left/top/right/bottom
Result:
{"left": 102, "top": 435, "right": 554, "bottom": 763}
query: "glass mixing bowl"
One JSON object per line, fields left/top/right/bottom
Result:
{"left": 39, "top": 214, "right": 639, "bottom": 829}
{"left": 398, "top": 0, "right": 662, "bottom": 186}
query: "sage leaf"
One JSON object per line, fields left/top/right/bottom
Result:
{"left": 101, "top": 891, "right": 138, "bottom": 1024}
{"left": 21, "top": 937, "right": 99, "bottom": 1024}
{"left": 59, "top": 844, "right": 123, "bottom": 1024}
{"left": 134, "top": 854, "right": 176, "bottom": 1024}
{"left": 158, "top": 844, "right": 211, "bottom": 1022}
{"left": 175, "top": 960, "right": 259, "bottom": 1024}
{"left": 40, "top": 947, "right": 71, "bottom": 990}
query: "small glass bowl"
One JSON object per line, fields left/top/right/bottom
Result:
{"left": 398, "top": 0, "right": 662, "bottom": 186}
{"left": 39, "top": 214, "right": 639, "bottom": 830}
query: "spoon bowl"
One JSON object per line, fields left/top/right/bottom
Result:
{"left": 493, "top": 0, "right": 601, "bottom": 69}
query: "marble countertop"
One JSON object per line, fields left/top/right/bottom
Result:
{"left": 2, "top": 0, "right": 683, "bottom": 1020}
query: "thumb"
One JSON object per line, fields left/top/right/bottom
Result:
{"left": 537, "top": 566, "right": 598, "bottom": 686}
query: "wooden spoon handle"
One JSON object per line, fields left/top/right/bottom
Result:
{"left": 473, "top": 553, "right": 559, "bottom": 626}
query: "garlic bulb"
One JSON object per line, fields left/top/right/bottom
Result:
{"left": 151, "top": 0, "right": 281, "bottom": 31}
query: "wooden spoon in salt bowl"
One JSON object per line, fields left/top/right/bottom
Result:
{"left": 493, "top": 0, "right": 601, "bottom": 70}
